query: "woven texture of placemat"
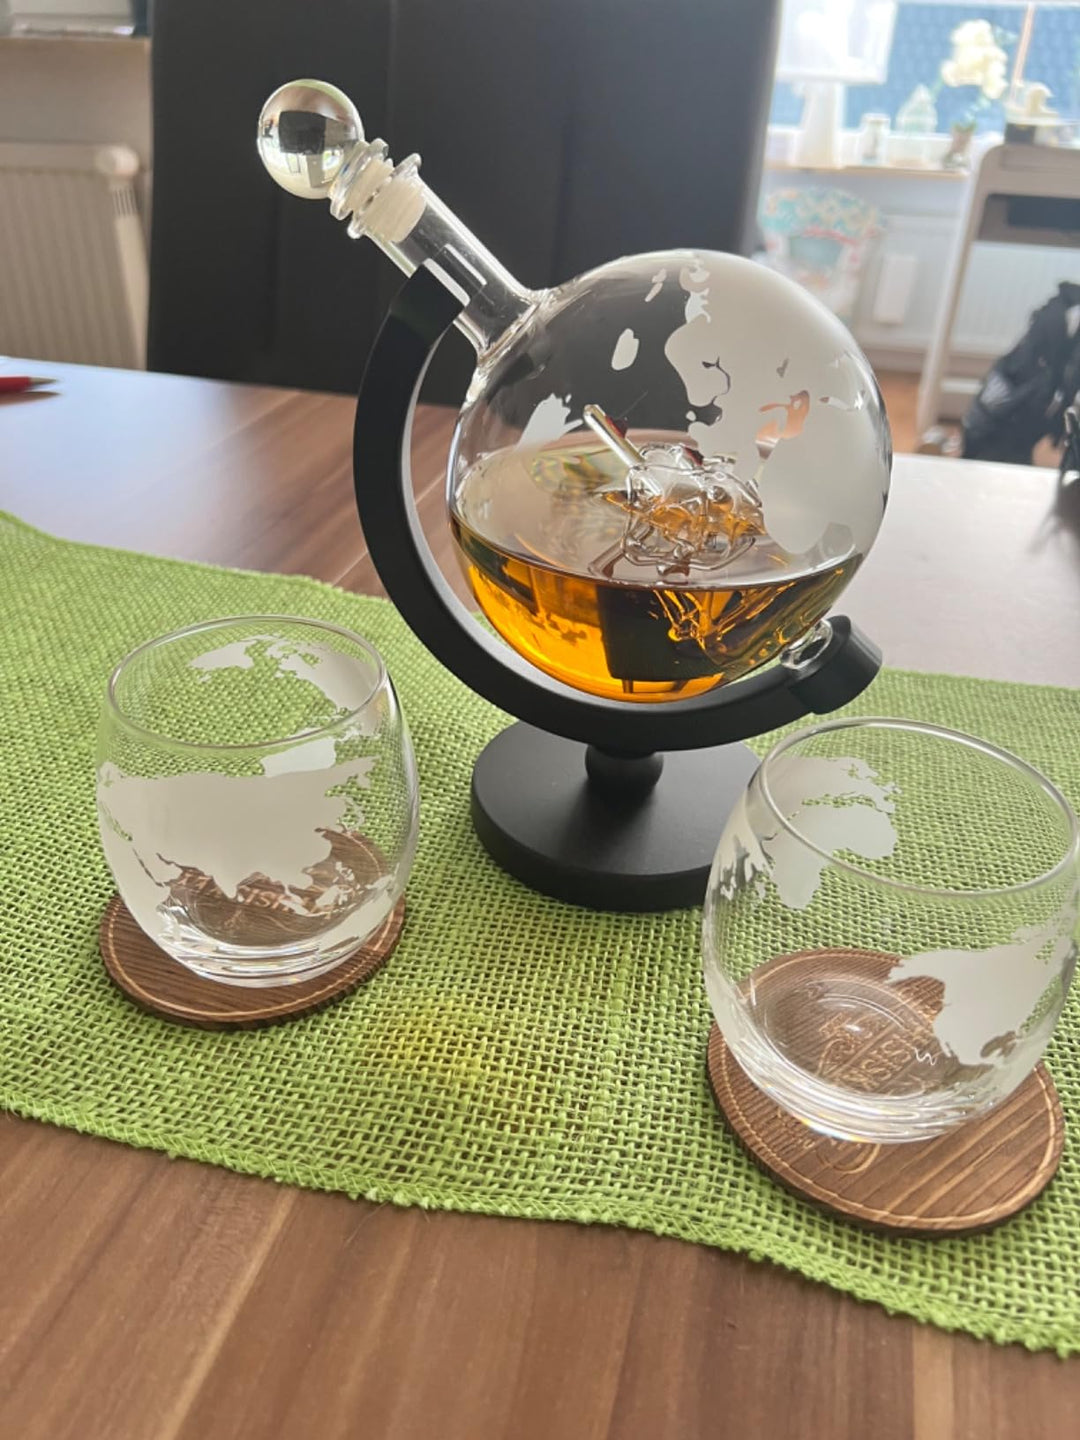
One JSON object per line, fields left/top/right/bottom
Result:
{"left": 2, "top": 511, "right": 1080, "bottom": 1355}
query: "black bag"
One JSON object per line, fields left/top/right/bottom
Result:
{"left": 963, "top": 282, "right": 1080, "bottom": 465}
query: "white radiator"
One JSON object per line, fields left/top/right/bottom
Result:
{"left": 854, "top": 211, "right": 1080, "bottom": 366}
{"left": 0, "top": 141, "right": 148, "bottom": 368}
{"left": 953, "top": 242, "right": 1080, "bottom": 358}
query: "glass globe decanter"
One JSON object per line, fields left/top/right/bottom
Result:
{"left": 257, "top": 81, "right": 889, "bottom": 910}
{"left": 258, "top": 81, "right": 890, "bottom": 705}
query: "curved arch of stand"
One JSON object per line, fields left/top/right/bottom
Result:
{"left": 352, "top": 264, "right": 882, "bottom": 757}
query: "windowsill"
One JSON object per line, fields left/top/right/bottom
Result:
{"left": 0, "top": 30, "right": 147, "bottom": 45}
{"left": 765, "top": 124, "right": 994, "bottom": 181}
{"left": 765, "top": 159, "right": 968, "bottom": 181}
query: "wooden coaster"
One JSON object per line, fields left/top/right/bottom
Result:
{"left": 100, "top": 892, "right": 404, "bottom": 1030}
{"left": 707, "top": 950, "right": 1064, "bottom": 1234}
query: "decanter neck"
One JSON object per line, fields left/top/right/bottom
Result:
{"left": 328, "top": 138, "right": 538, "bottom": 359}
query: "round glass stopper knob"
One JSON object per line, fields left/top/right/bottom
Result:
{"left": 257, "top": 80, "right": 363, "bottom": 200}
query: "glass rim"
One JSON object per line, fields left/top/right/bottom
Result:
{"left": 105, "top": 614, "right": 388, "bottom": 754}
{"left": 757, "top": 715, "right": 1080, "bottom": 899}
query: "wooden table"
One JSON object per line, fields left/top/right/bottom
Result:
{"left": 2, "top": 360, "right": 1079, "bottom": 1439}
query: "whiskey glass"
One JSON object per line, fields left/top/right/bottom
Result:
{"left": 96, "top": 617, "right": 419, "bottom": 985}
{"left": 703, "top": 718, "right": 1079, "bottom": 1142}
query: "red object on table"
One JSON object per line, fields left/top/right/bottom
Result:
{"left": 0, "top": 376, "right": 56, "bottom": 395}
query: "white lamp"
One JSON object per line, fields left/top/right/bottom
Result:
{"left": 777, "top": 0, "right": 898, "bottom": 168}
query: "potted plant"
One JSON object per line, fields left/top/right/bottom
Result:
{"left": 938, "top": 19, "right": 1009, "bottom": 170}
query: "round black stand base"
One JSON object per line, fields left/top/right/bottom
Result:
{"left": 470, "top": 723, "right": 760, "bottom": 912}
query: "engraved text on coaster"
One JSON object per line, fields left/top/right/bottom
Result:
{"left": 706, "top": 949, "right": 1064, "bottom": 1234}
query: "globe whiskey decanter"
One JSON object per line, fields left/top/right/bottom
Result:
{"left": 445, "top": 253, "right": 889, "bottom": 704}
{"left": 258, "top": 81, "right": 889, "bottom": 909}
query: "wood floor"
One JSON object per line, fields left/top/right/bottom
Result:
{"left": 877, "top": 371, "right": 924, "bottom": 454}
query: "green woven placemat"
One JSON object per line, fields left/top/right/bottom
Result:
{"left": 2, "top": 511, "right": 1080, "bottom": 1355}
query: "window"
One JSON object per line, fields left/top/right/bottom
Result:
{"left": 770, "top": 3, "right": 1080, "bottom": 135}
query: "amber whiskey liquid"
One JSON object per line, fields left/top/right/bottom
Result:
{"left": 450, "top": 437, "right": 860, "bottom": 703}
